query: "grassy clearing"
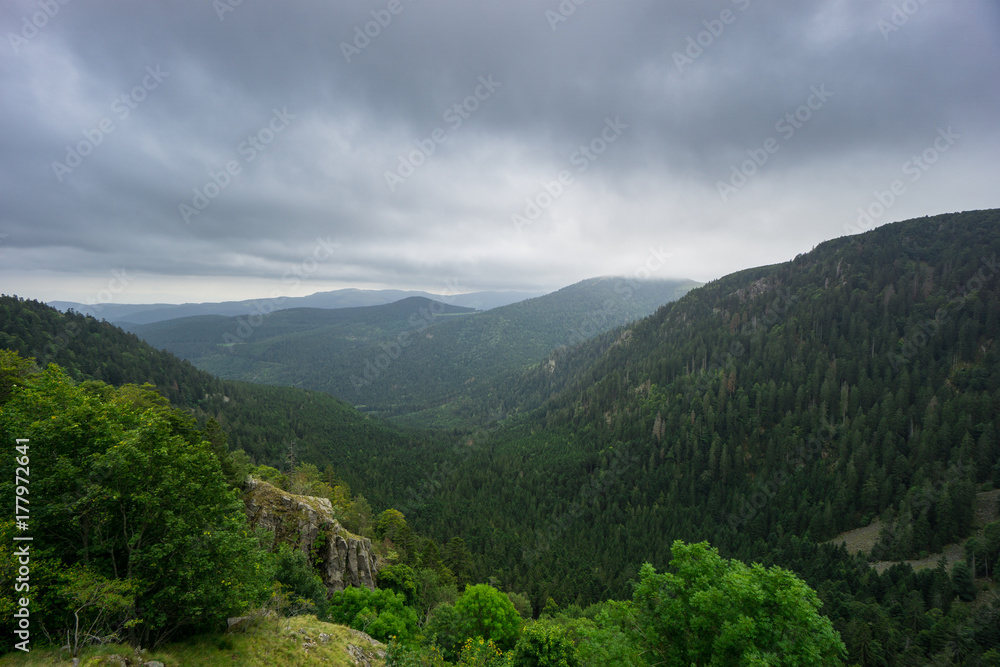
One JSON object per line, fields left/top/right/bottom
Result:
{"left": 829, "top": 489, "right": 1000, "bottom": 575}
{"left": 0, "top": 615, "right": 384, "bottom": 667}
{"left": 828, "top": 518, "right": 883, "bottom": 556}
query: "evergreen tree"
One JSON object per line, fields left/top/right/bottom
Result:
{"left": 951, "top": 561, "right": 977, "bottom": 602}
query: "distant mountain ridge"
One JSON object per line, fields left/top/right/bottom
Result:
{"left": 129, "top": 297, "right": 476, "bottom": 361}
{"left": 128, "top": 277, "right": 700, "bottom": 424}
{"left": 49, "top": 287, "right": 545, "bottom": 324}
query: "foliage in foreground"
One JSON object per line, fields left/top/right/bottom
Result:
{"left": 0, "top": 614, "right": 384, "bottom": 667}
{"left": 618, "top": 541, "right": 845, "bottom": 665}
{"left": 388, "top": 541, "right": 846, "bottom": 666}
{"left": 0, "top": 352, "right": 273, "bottom": 650}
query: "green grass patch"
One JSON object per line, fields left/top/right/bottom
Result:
{"left": 0, "top": 615, "right": 384, "bottom": 667}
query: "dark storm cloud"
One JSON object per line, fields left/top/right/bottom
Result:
{"left": 1, "top": 0, "right": 998, "bottom": 302}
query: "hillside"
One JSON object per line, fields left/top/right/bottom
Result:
{"left": 0, "top": 296, "right": 442, "bottom": 507}
{"left": 0, "top": 614, "right": 385, "bottom": 667}
{"left": 128, "top": 277, "right": 698, "bottom": 424}
{"left": 831, "top": 489, "right": 1000, "bottom": 574}
{"left": 384, "top": 210, "right": 1000, "bottom": 661}
{"left": 5, "top": 212, "right": 1000, "bottom": 665}
{"left": 417, "top": 210, "right": 1000, "bottom": 587}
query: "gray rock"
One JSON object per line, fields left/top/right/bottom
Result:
{"left": 227, "top": 615, "right": 252, "bottom": 628}
{"left": 346, "top": 643, "right": 387, "bottom": 666}
{"left": 244, "top": 477, "right": 379, "bottom": 594}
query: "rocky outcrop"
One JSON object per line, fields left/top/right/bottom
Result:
{"left": 345, "top": 629, "right": 387, "bottom": 666}
{"left": 244, "top": 477, "right": 379, "bottom": 593}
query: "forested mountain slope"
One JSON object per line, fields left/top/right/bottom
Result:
{"left": 397, "top": 210, "right": 1000, "bottom": 661}
{"left": 2, "top": 210, "right": 1000, "bottom": 664}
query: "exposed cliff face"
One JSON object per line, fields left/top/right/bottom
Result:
{"left": 244, "top": 477, "right": 379, "bottom": 593}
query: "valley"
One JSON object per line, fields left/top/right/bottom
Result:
{"left": 121, "top": 277, "right": 699, "bottom": 426}
{"left": 3, "top": 209, "right": 1000, "bottom": 665}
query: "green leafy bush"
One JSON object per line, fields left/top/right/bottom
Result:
{"left": 273, "top": 543, "right": 328, "bottom": 615}
{"left": 326, "top": 585, "right": 418, "bottom": 643}
{"left": 509, "top": 623, "right": 579, "bottom": 667}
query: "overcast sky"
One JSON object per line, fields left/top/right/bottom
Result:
{"left": 1, "top": 0, "right": 998, "bottom": 304}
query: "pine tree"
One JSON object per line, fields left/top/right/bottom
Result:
{"left": 952, "top": 561, "right": 977, "bottom": 602}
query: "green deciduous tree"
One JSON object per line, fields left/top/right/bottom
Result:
{"left": 59, "top": 565, "right": 138, "bottom": 657}
{"left": 453, "top": 584, "right": 523, "bottom": 651}
{"left": 509, "top": 622, "right": 580, "bottom": 667}
{"left": 574, "top": 604, "right": 643, "bottom": 667}
{"left": 385, "top": 638, "right": 450, "bottom": 666}
{"left": 378, "top": 563, "right": 418, "bottom": 606}
{"left": 414, "top": 566, "right": 459, "bottom": 625}
{"left": 426, "top": 602, "right": 468, "bottom": 662}
{"left": 327, "top": 585, "right": 418, "bottom": 643}
{"left": 344, "top": 494, "right": 374, "bottom": 536}
{"left": 457, "top": 637, "right": 508, "bottom": 666}
{"left": 623, "top": 541, "right": 846, "bottom": 666}
{"left": 273, "top": 543, "right": 328, "bottom": 616}
{"left": 0, "top": 357, "right": 273, "bottom": 647}
{"left": 0, "top": 349, "right": 33, "bottom": 403}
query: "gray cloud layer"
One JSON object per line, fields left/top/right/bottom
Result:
{"left": 2, "top": 0, "right": 998, "bottom": 303}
